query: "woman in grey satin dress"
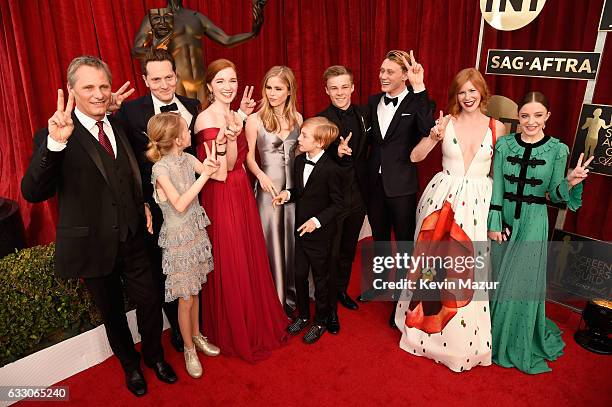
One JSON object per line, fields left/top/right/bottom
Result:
{"left": 246, "top": 66, "right": 303, "bottom": 315}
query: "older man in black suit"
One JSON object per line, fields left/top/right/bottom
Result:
{"left": 21, "top": 56, "right": 176, "bottom": 397}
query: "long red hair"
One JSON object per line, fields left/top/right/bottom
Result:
{"left": 202, "top": 59, "right": 237, "bottom": 109}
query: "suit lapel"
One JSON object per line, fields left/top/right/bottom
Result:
{"left": 371, "top": 94, "right": 384, "bottom": 143}
{"left": 303, "top": 153, "right": 327, "bottom": 193}
{"left": 296, "top": 155, "right": 305, "bottom": 195}
{"left": 384, "top": 90, "right": 413, "bottom": 141}
{"left": 72, "top": 115, "right": 110, "bottom": 186}
{"left": 142, "top": 95, "right": 155, "bottom": 135}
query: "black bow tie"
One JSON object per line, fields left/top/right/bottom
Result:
{"left": 304, "top": 159, "right": 316, "bottom": 166}
{"left": 384, "top": 96, "right": 398, "bottom": 106}
{"left": 160, "top": 102, "right": 178, "bottom": 112}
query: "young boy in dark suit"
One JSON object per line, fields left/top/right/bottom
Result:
{"left": 272, "top": 117, "right": 344, "bottom": 344}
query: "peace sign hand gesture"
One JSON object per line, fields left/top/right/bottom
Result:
{"left": 399, "top": 50, "right": 425, "bottom": 92}
{"left": 48, "top": 89, "right": 75, "bottom": 144}
{"left": 202, "top": 142, "right": 221, "bottom": 176}
{"left": 107, "top": 81, "right": 135, "bottom": 112}
{"left": 239, "top": 86, "right": 256, "bottom": 115}
{"left": 567, "top": 153, "right": 594, "bottom": 187}
{"left": 338, "top": 132, "right": 353, "bottom": 157}
{"left": 429, "top": 111, "right": 451, "bottom": 141}
{"left": 224, "top": 111, "right": 242, "bottom": 141}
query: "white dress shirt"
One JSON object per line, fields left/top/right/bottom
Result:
{"left": 152, "top": 94, "right": 193, "bottom": 126}
{"left": 47, "top": 108, "right": 117, "bottom": 157}
{"left": 376, "top": 86, "right": 409, "bottom": 139}
{"left": 303, "top": 150, "right": 325, "bottom": 228}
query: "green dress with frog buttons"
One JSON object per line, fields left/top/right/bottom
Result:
{"left": 487, "top": 133, "right": 583, "bottom": 374}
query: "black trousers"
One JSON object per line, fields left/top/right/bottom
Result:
{"left": 295, "top": 238, "right": 332, "bottom": 324}
{"left": 146, "top": 205, "right": 179, "bottom": 331}
{"left": 367, "top": 175, "right": 417, "bottom": 307}
{"left": 84, "top": 228, "right": 163, "bottom": 372}
{"left": 328, "top": 201, "right": 366, "bottom": 310}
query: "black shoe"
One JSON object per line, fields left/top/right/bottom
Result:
{"left": 287, "top": 318, "right": 309, "bottom": 335}
{"left": 125, "top": 368, "right": 147, "bottom": 397}
{"left": 303, "top": 324, "right": 326, "bottom": 344}
{"left": 327, "top": 311, "right": 340, "bottom": 334}
{"left": 149, "top": 360, "right": 178, "bottom": 384}
{"left": 170, "top": 327, "right": 184, "bottom": 353}
{"left": 338, "top": 292, "right": 359, "bottom": 310}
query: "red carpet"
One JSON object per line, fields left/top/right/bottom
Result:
{"left": 20, "top": 245, "right": 612, "bottom": 407}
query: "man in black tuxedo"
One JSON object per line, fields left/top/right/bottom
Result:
{"left": 365, "top": 50, "right": 435, "bottom": 325}
{"left": 273, "top": 117, "right": 344, "bottom": 344}
{"left": 21, "top": 56, "right": 176, "bottom": 397}
{"left": 317, "top": 66, "right": 370, "bottom": 334}
{"left": 114, "top": 49, "right": 201, "bottom": 353}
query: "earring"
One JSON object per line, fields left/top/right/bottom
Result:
{"left": 207, "top": 92, "right": 215, "bottom": 103}
{"left": 543, "top": 124, "right": 546, "bottom": 129}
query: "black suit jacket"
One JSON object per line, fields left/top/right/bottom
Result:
{"left": 21, "top": 115, "right": 144, "bottom": 279}
{"left": 368, "top": 88, "right": 435, "bottom": 197}
{"left": 288, "top": 153, "right": 344, "bottom": 241}
{"left": 317, "top": 104, "right": 371, "bottom": 207}
{"left": 115, "top": 94, "right": 200, "bottom": 209}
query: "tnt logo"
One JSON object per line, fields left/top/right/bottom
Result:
{"left": 480, "top": 0, "right": 547, "bottom": 31}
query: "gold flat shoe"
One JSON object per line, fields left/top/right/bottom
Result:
{"left": 184, "top": 346, "right": 203, "bottom": 378}
{"left": 193, "top": 334, "right": 220, "bottom": 357}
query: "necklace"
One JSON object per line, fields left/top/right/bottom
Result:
{"left": 273, "top": 112, "right": 286, "bottom": 119}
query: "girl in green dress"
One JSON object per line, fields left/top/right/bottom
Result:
{"left": 487, "top": 91, "right": 592, "bottom": 374}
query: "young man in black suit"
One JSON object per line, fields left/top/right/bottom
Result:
{"left": 21, "top": 56, "right": 176, "bottom": 397}
{"left": 113, "top": 49, "right": 203, "bottom": 354}
{"left": 273, "top": 117, "right": 344, "bottom": 344}
{"left": 365, "top": 50, "right": 435, "bottom": 325}
{"left": 317, "top": 66, "right": 370, "bottom": 334}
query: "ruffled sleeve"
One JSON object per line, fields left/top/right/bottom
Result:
{"left": 487, "top": 140, "right": 506, "bottom": 232}
{"left": 547, "top": 143, "right": 583, "bottom": 211}
{"left": 151, "top": 160, "right": 170, "bottom": 205}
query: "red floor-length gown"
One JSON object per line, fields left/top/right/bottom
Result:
{"left": 195, "top": 128, "right": 288, "bottom": 363}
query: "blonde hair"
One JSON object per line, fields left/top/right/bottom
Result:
{"left": 258, "top": 66, "right": 299, "bottom": 133}
{"left": 303, "top": 117, "right": 339, "bottom": 149}
{"left": 385, "top": 50, "right": 411, "bottom": 72}
{"left": 447, "top": 68, "right": 490, "bottom": 116}
{"left": 145, "top": 112, "right": 183, "bottom": 163}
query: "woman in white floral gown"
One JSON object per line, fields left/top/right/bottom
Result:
{"left": 395, "top": 68, "right": 505, "bottom": 372}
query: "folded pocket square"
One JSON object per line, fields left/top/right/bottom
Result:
{"left": 401, "top": 113, "right": 411, "bottom": 116}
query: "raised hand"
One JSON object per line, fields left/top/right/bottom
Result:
{"left": 224, "top": 110, "right": 242, "bottom": 141}
{"left": 48, "top": 89, "right": 75, "bottom": 144}
{"left": 252, "top": 0, "right": 267, "bottom": 34}
{"left": 297, "top": 219, "right": 317, "bottom": 236}
{"left": 107, "top": 81, "right": 135, "bottom": 112}
{"left": 338, "top": 132, "right": 353, "bottom": 157}
{"left": 202, "top": 142, "right": 221, "bottom": 176}
{"left": 257, "top": 172, "right": 278, "bottom": 195}
{"left": 429, "top": 110, "right": 451, "bottom": 141}
{"left": 272, "top": 190, "right": 289, "bottom": 208}
{"left": 400, "top": 50, "right": 425, "bottom": 91}
{"left": 567, "top": 153, "right": 594, "bottom": 186}
{"left": 239, "top": 86, "right": 256, "bottom": 115}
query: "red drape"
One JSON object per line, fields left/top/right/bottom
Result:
{"left": 0, "top": 0, "right": 609, "bottom": 245}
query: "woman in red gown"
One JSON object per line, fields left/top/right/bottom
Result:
{"left": 193, "top": 59, "right": 288, "bottom": 363}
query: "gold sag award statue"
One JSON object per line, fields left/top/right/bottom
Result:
{"left": 132, "top": 0, "right": 267, "bottom": 102}
{"left": 581, "top": 108, "right": 612, "bottom": 159}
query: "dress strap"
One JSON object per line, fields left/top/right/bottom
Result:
{"left": 488, "top": 117, "right": 496, "bottom": 146}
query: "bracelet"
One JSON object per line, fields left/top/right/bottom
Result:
{"left": 216, "top": 150, "right": 227, "bottom": 156}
